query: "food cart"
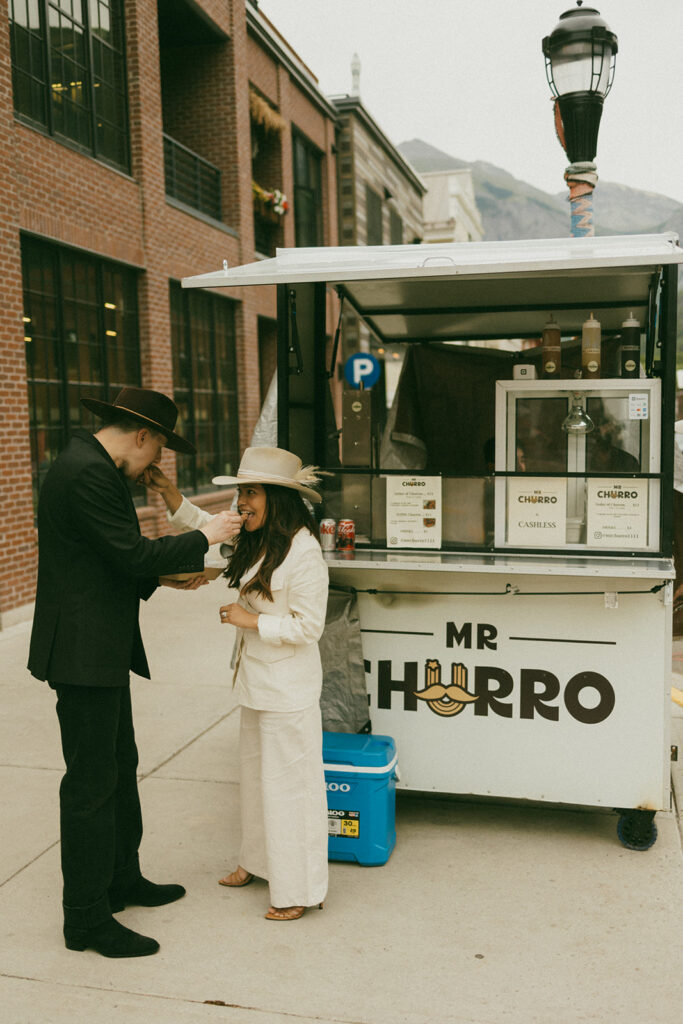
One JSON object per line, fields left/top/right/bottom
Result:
{"left": 184, "top": 233, "right": 682, "bottom": 849}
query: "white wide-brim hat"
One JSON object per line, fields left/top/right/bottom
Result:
{"left": 212, "top": 446, "right": 322, "bottom": 503}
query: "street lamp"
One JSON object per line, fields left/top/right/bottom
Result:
{"left": 543, "top": 1, "right": 618, "bottom": 236}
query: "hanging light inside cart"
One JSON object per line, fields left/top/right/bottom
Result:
{"left": 562, "top": 392, "right": 595, "bottom": 434}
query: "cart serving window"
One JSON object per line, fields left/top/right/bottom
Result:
{"left": 184, "top": 233, "right": 680, "bottom": 559}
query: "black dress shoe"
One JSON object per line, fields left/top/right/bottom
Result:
{"left": 109, "top": 877, "right": 186, "bottom": 913}
{"left": 64, "top": 917, "right": 159, "bottom": 958}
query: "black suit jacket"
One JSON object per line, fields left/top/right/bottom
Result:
{"left": 28, "top": 430, "right": 208, "bottom": 687}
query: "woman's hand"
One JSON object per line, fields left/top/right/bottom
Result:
{"left": 219, "top": 603, "right": 259, "bottom": 630}
{"left": 140, "top": 465, "right": 183, "bottom": 514}
{"left": 139, "top": 464, "right": 169, "bottom": 491}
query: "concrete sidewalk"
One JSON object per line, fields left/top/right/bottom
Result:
{"left": 1, "top": 585, "right": 682, "bottom": 1024}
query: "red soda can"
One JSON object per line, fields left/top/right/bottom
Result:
{"left": 320, "top": 518, "right": 336, "bottom": 551}
{"left": 336, "top": 518, "right": 355, "bottom": 551}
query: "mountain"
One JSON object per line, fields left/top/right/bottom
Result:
{"left": 398, "top": 138, "right": 567, "bottom": 240}
{"left": 397, "top": 138, "right": 683, "bottom": 241}
{"left": 587, "top": 182, "right": 683, "bottom": 238}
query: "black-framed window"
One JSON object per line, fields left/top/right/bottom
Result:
{"left": 366, "top": 185, "right": 382, "bottom": 245}
{"left": 22, "top": 236, "right": 140, "bottom": 506}
{"left": 292, "top": 128, "right": 323, "bottom": 247}
{"left": 170, "top": 283, "right": 239, "bottom": 494}
{"left": 8, "top": 0, "right": 130, "bottom": 171}
{"left": 389, "top": 208, "right": 403, "bottom": 245}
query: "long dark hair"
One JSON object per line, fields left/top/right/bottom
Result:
{"left": 224, "top": 484, "right": 320, "bottom": 601}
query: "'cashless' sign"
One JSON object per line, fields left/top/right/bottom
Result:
{"left": 344, "top": 352, "right": 380, "bottom": 389}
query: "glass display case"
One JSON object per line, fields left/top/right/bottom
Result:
{"left": 494, "top": 379, "right": 661, "bottom": 552}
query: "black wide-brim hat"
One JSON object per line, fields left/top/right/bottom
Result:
{"left": 80, "top": 387, "right": 196, "bottom": 455}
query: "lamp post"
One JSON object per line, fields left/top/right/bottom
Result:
{"left": 543, "top": 1, "right": 618, "bottom": 236}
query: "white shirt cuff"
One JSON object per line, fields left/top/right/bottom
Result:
{"left": 257, "top": 613, "right": 283, "bottom": 645}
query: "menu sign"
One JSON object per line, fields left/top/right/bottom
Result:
{"left": 386, "top": 476, "right": 442, "bottom": 548}
{"left": 586, "top": 479, "right": 648, "bottom": 548}
{"left": 506, "top": 477, "right": 567, "bottom": 547}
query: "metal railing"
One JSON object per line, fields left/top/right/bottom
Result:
{"left": 163, "top": 133, "right": 221, "bottom": 221}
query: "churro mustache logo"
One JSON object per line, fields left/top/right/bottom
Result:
{"left": 414, "top": 660, "right": 478, "bottom": 717}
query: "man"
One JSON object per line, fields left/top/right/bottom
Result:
{"left": 28, "top": 387, "right": 241, "bottom": 958}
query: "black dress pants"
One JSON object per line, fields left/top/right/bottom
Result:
{"left": 51, "top": 683, "right": 143, "bottom": 927}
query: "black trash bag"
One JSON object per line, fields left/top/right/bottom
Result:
{"left": 319, "top": 587, "right": 370, "bottom": 733}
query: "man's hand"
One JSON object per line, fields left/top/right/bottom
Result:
{"left": 160, "top": 575, "right": 209, "bottom": 590}
{"left": 219, "top": 603, "right": 259, "bottom": 630}
{"left": 200, "top": 511, "right": 243, "bottom": 546}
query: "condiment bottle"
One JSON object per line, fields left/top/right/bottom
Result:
{"left": 619, "top": 312, "right": 640, "bottom": 378}
{"left": 581, "top": 312, "right": 601, "bottom": 379}
{"left": 541, "top": 315, "right": 561, "bottom": 378}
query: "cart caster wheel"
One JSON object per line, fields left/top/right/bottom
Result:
{"left": 616, "top": 810, "right": 658, "bottom": 851}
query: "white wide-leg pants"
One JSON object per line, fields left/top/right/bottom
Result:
{"left": 238, "top": 703, "right": 329, "bottom": 908}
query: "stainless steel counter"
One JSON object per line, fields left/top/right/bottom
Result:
{"left": 324, "top": 548, "right": 675, "bottom": 580}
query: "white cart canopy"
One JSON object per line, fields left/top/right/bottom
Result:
{"left": 182, "top": 233, "right": 683, "bottom": 341}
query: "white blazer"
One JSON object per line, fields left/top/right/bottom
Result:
{"left": 169, "top": 497, "right": 329, "bottom": 711}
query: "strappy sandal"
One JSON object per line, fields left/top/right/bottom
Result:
{"left": 218, "top": 867, "right": 254, "bottom": 888}
{"left": 264, "top": 902, "right": 324, "bottom": 921}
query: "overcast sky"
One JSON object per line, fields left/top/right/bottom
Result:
{"left": 260, "top": 0, "right": 683, "bottom": 206}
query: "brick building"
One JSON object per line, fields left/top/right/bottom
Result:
{"left": 0, "top": 0, "right": 338, "bottom": 628}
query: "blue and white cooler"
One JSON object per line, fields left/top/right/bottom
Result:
{"left": 322, "top": 732, "right": 398, "bottom": 865}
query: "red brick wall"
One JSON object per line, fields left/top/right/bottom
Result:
{"left": 247, "top": 33, "right": 279, "bottom": 98}
{"left": 0, "top": 4, "right": 40, "bottom": 622}
{"left": 0, "top": 0, "right": 338, "bottom": 625}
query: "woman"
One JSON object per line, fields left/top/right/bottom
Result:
{"left": 147, "top": 447, "right": 329, "bottom": 921}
